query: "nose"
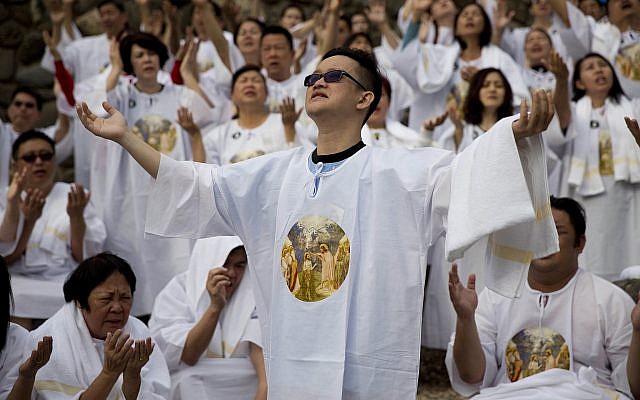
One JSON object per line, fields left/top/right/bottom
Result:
{"left": 110, "top": 299, "right": 124, "bottom": 313}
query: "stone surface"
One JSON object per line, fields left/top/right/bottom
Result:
{"left": 0, "top": 19, "right": 27, "bottom": 48}
{"left": 0, "top": 82, "right": 18, "bottom": 108}
{"left": 16, "top": 31, "right": 46, "bottom": 65}
{"left": 0, "top": 5, "right": 9, "bottom": 22}
{"left": 39, "top": 99, "right": 59, "bottom": 128}
{"left": 15, "top": 65, "right": 54, "bottom": 88}
{"left": 0, "top": 48, "right": 16, "bottom": 81}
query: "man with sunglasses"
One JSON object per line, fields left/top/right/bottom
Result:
{"left": 0, "top": 87, "right": 72, "bottom": 190}
{"left": 77, "top": 47, "right": 558, "bottom": 399}
{"left": 0, "top": 131, "right": 106, "bottom": 330}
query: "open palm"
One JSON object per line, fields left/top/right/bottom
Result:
{"left": 76, "top": 102, "right": 128, "bottom": 142}
{"left": 448, "top": 264, "right": 478, "bottom": 321}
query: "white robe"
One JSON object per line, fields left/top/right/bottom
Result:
{"left": 102, "top": 83, "right": 213, "bottom": 315}
{"left": 446, "top": 269, "right": 634, "bottom": 399}
{"left": 0, "top": 323, "right": 32, "bottom": 397}
{"left": 149, "top": 236, "right": 262, "bottom": 400}
{"left": 547, "top": 97, "right": 640, "bottom": 280}
{"left": 144, "top": 115, "right": 557, "bottom": 399}
{"left": 394, "top": 40, "right": 529, "bottom": 133}
{"left": 559, "top": 1, "right": 640, "bottom": 98}
{"left": 0, "top": 183, "right": 106, "bottom": 318}
{"left": 361, "top": 120, "right": 434, "bottom": 149}
{"left": 57, "top": 33, "right": 110, "bottom": 83}
{"left": 32, "top": 303, "right": 170, "bottom": 399}
{"left": 202, "top": 113, "right": 295, "bottom": 165}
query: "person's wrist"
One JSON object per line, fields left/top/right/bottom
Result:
{"left": 207, "top": 301, "right": 224, "bottom": 314}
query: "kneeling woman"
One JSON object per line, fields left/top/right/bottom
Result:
{"left": 31, "top": 253, "right": 170, "bottom": 399}
{"left": 149, "top": 237, "right": 267, "bottom": 400}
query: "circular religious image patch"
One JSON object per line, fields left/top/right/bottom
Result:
{"left": 505, "top": 327, "right": 569, "bottom": 383}
{"left": 281, "top": 215, "right": 350, "bottom": 302}
{"left": 131, "top": 115, "right": 177, "bottom": 154}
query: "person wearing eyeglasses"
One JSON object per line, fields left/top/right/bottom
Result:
{"left": 76, "top": 45, "right": 558, "bottom": 398}
{"left": 0, "top": 87, "right": 72, "bottom": 191}
{"left": 0, "top": 131, "right": 106, "bottom": 330}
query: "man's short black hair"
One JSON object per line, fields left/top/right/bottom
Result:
{"left": 97, "top": 0, "right": 125, "bottom": 12}
{"left": 11, "top": 130, "right": 55, "bottom": 160}
{"left": 454, "top": 3, "right": 492, "bottom": 50}
{"left": 119, "top": 32, "right": 169, "bottom": 75}
{"left": 63, "top": 252, "right": 137, "bottom": 310}
{"left": 231, "top": 64, "right": 267, "bottom": 92}
{"left": 321, "top": 47, "right": 382, "bottom": 127}
{"left": 550, "top": 196, "right": 587, "bottom": 245}
{"left": 261, "top": 25, "right": 294, "bottom": 51}
{"left": 11, "top": 86, "right": 43, "bottom": 111}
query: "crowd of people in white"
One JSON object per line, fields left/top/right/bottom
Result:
{"left": 1, "top": 0, "right": 640, "bottom": 398}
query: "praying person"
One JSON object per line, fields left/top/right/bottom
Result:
{"left": 76, "top": 46, "right": 558, "bottom": 399}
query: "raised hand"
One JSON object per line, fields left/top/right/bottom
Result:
{"left": 66, "top": 183, "right": 90, "bottom": 220}
{"left": 109, "top": 38, "right": 123, "bottom": 71}
{"left": 512, "top": 90, "right": 555, "bottom": 139}
{"left": 493, "top": 0, "right": 516, "bottom": 32}
{"left": 206, "top": 267, "right": 231, "bottom": 311}
{"left": 280, "top": 97, "right": 302, "bottom": 127}
{"left": 7, "top": 168, "right": 28, "bottom": 207}
{"left": 366, "top": 0, "right": 388, "bottom": 27}
{"left": 625, "top": 117, "right": 640, "bottom": 147}
{"left": 423, "top": 111, "right": 448, "bottom": 131}
{"left": 21, "top": 188, "right": 46, "bottom": 222}
{"left": 177, "top": 107, "right": 199, "bottom": 136}
{"left": 103, "top": 330, "right": 134, "bottom": 377}
{"left": 18, "top": 336, "right": 53, "bottom": 379}
{"left": 42, "top": 30, "right": 62, "bottom": 60}
{"left": 448, "top": 263, "right": 478, "bottom": 321}
{"left": 124, "top": 337, "right": 155, "bottom": 374}
{"left": 448, "top": 101, "right": 464, "bottom": 131}
{"left": 460, "top": 66, "right": 479, "bottom": 82}
{"left": 76, "top": 102, "right": 129, "bottom": 143}
{"left": 543, "top": 51, "right": 568, "bottom": 82}
{"left": 293, "top": 38, "right": 308, "bottom": 66}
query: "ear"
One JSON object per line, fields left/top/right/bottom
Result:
{"left": 575, "top": 79, "right": 586, "bottom": 91}
{"left": 355, "top": 91, "right": 375, "bottom": 112}
{"left": 575, "top": 235, "right": 586, "bottom": 255}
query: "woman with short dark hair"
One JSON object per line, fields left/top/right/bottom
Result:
{"left": 31, "top": 253, "right": 170, "bottom": 399}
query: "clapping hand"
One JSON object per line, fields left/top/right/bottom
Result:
{"left": 512, "top": 90, "right": 555, "bottom": 139}
{"left": 448, "top": 264, "right": 478, "bottom": 321}
{"left": 21, "top": 188, "right": 46, "bottom": 223}
{"left": 7, "top": 168, "right": 28, "bottom": 207}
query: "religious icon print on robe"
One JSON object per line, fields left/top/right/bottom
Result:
{"left": 506, "top": 327, "right": 569, "bottom": 382}
{"left": 131, "top": 115, "right": 177, "bottom": 154}
{"left": 616, "top": 41, "right": 640, "bottom": 81}
{"left": 281, "top": 215, "right": 350, "bottom": 302}
{"left": 230, "top": 149, "right": 266, "bottom": 164}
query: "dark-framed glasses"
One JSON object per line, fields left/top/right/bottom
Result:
{"left": 19, "top": 152, "right": 54, "bottom": 163}
{"left": 12, "top": 101, "right": 36, "bottom": 109}
{"left": 304, "top": 69, "right": 369, "bottom": 91}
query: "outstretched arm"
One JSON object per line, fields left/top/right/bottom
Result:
{"left": 449, "top": 264, "right": 485, "bottom": 384}
{"left": 76, "top": 102, "right": 161, "bottom": 179}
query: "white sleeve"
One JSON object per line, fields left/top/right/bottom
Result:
{"left": 0, "top": 324, "right": 33, "bottom": 398}
{"left": 81, "top": 195, "right": 106, "bottom": 259}
{"left": 415, "top": 43, "right": 459, "bottom": 94}
{"left": 396, "top": 6, "right": 410, "bottom": 35}
{"left": 499, "top": 28, "right": 523, "bottom": 63}
{"left": 556, "top": 2, "right": 593, "bottom": 60}
{"left": 203, "top": 126, "right": 223, "bottom": 165}
{"left": 145, "top": 155, "right": 238, "bottom": 239}
{"left": 496, "top": 49, "right": 530, "bottom": 105}
{"left": 148, "top": 275, "right": 197, "bottom": 371}
{"left": 443, "top": 116, "right": 558, "bottom": 297}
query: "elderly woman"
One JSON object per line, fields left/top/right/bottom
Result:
{"left": 31, "top": 253, "right": 170, "bottom": 399}
{"left": 201, "top": 65, "right": 306, "bottom": 165}
{"left": 0, "top": 131, "right": 106, "bottom": 328}
{"left": 149, "top": 237, "right": 266, "bottom": 400}
{"left": 1, "top": 255, "right": 52, "bottom": 400}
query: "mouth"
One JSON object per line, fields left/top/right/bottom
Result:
{"left": 311, "top": 91, "right": 328, "bottom": 99}
{"left": 32, "top": 169, "right": 47, "bottom": 177}
{"left": 595, "top": 76, "right": 608, "bottom": 85}
{"left": 243, "top": 89, "right": 257, "bottom": 96}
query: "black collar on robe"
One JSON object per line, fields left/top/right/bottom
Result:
{"left": 311, "top": 141, "right": 366, "bottom": 164}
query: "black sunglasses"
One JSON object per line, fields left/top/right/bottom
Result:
{"left": 304, "top": 69, "right": 370, "bottom": 91}
{"left": 19, "top": 152, "right": 54, "bottom": 163}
